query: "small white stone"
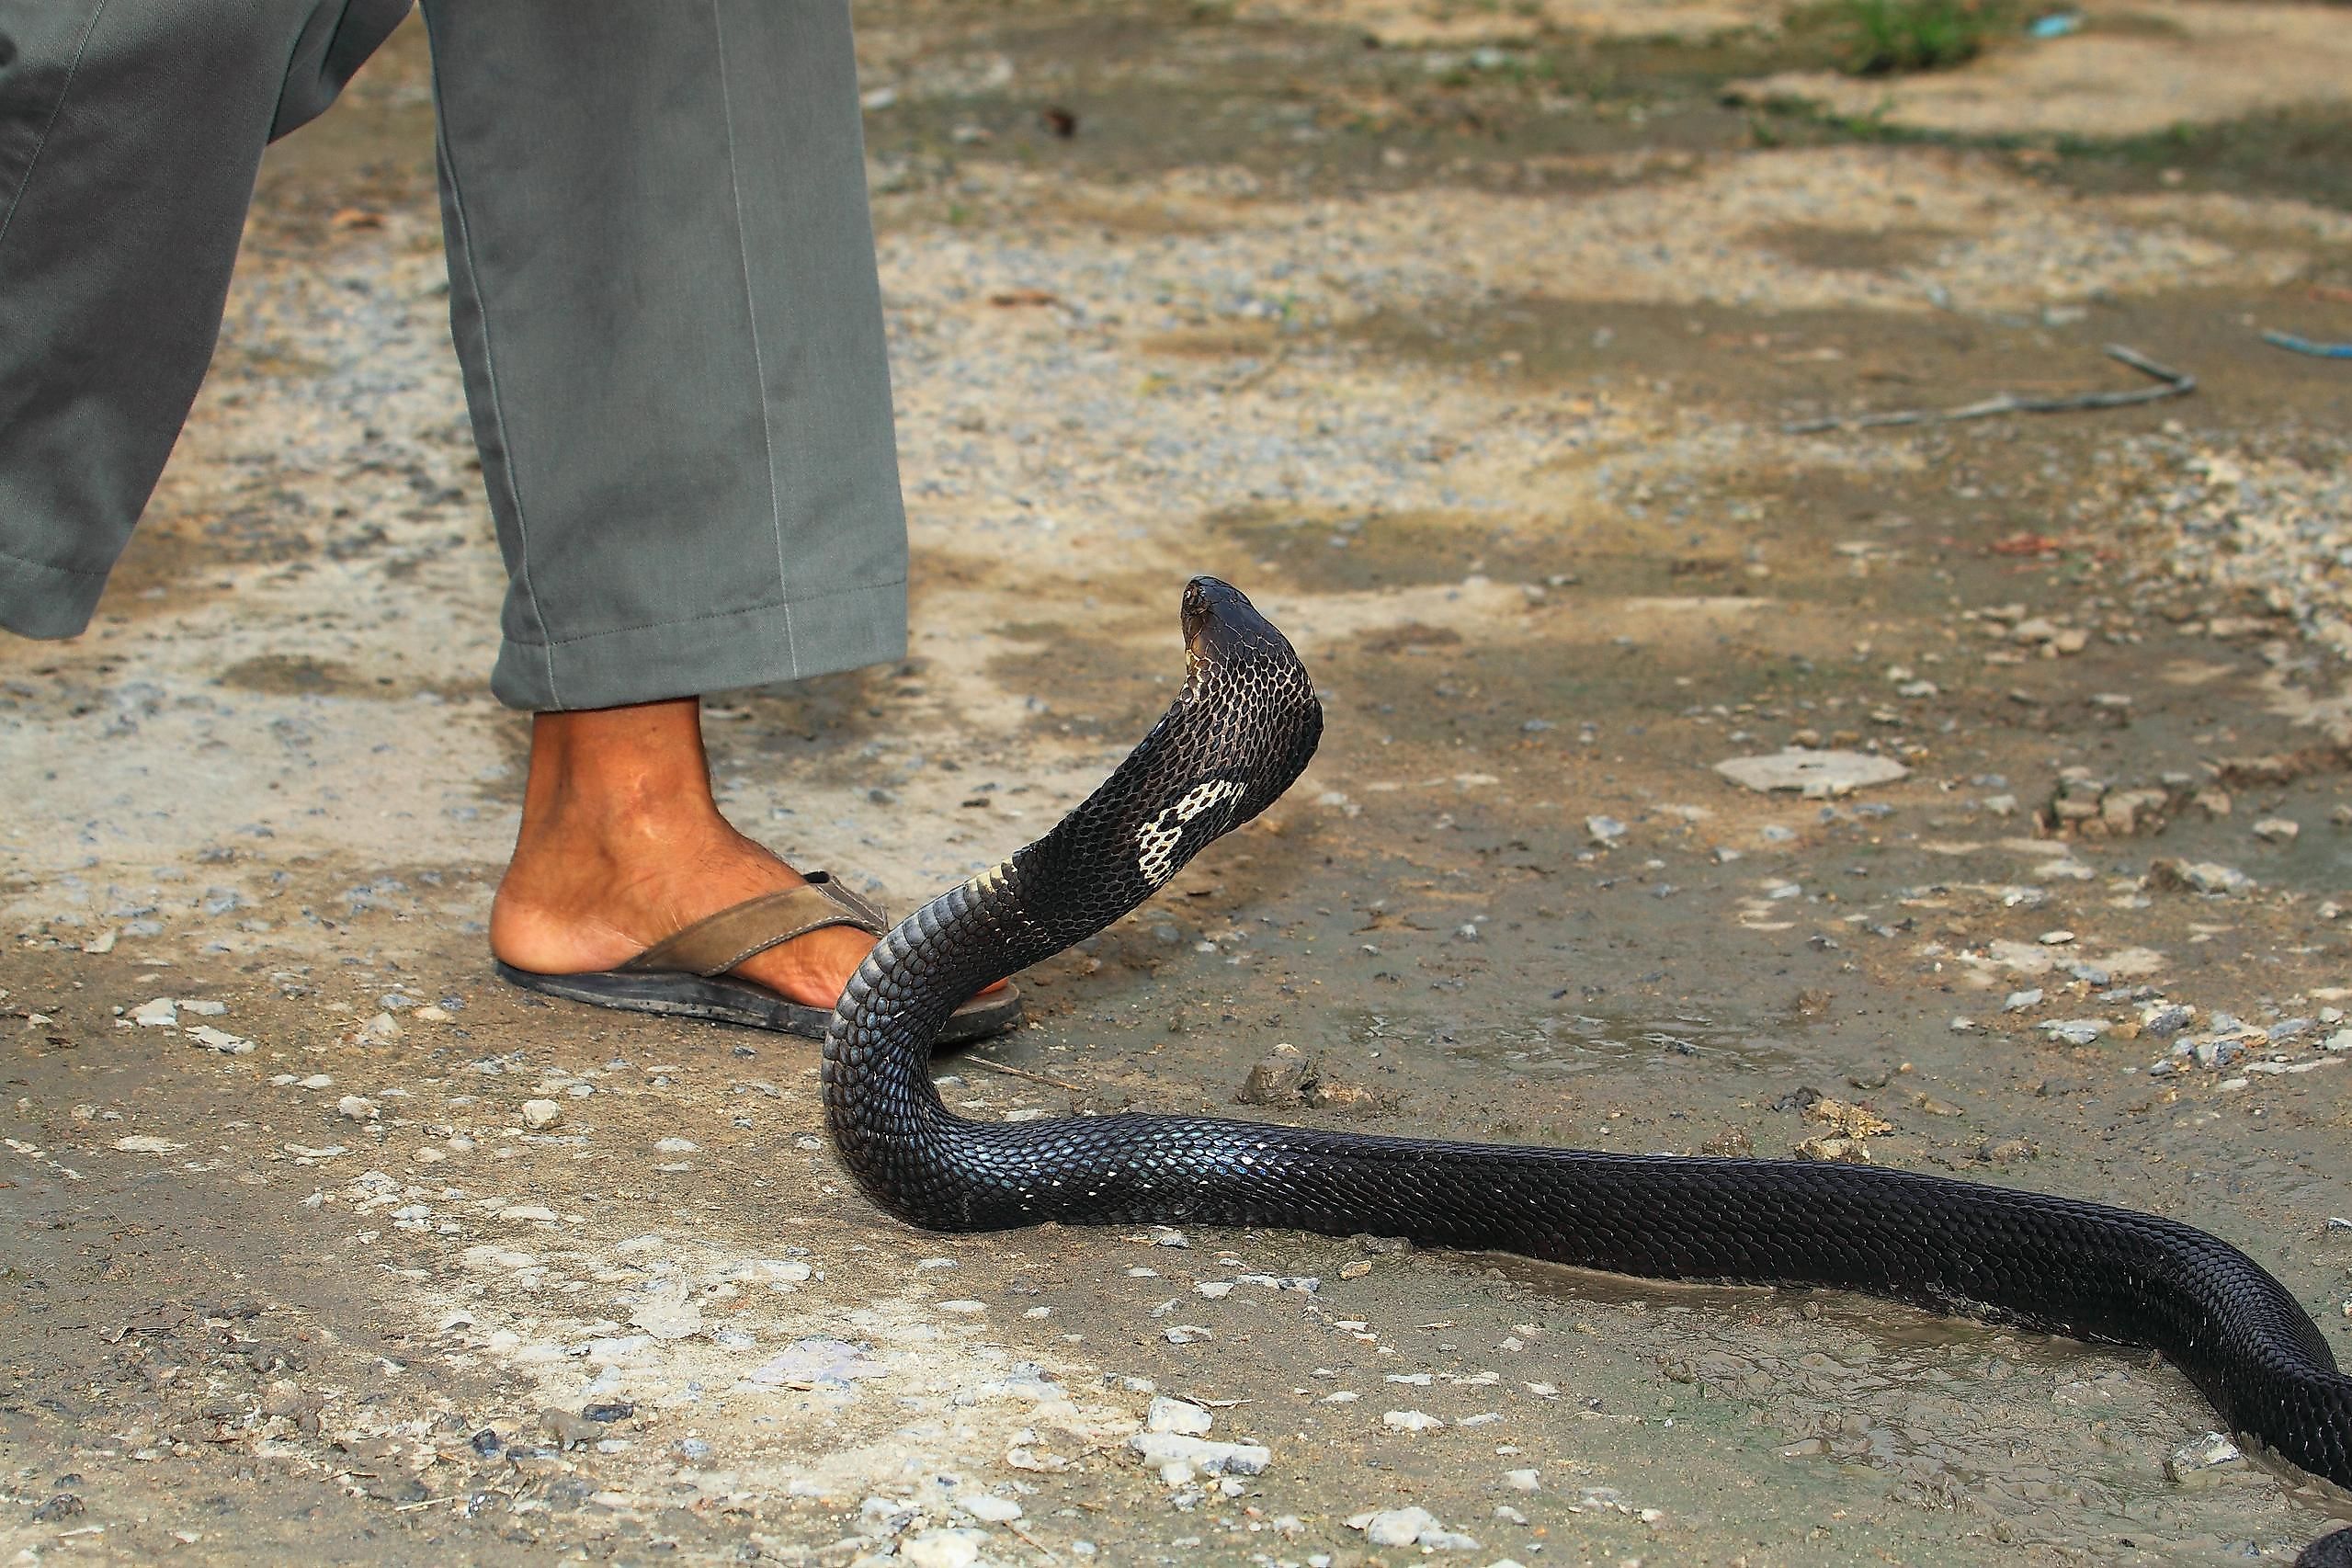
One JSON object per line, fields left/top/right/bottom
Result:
{"left": 653, "top": 1136, "right": 698, "bottom": 1153}
{"left": 519, "top": 1099, "right": 562, "bottom": 1130}
{"left": 114, "top": 1134, "right": 184, "bottom": 1153}
{"left": 937, "top": 1299, "right": 987, "bottom": 1314}
{"left": 960, "top": 1494, "right": 1021, "bottom": 1523}
{"left": 899, "top": 1528, "right": 988, "bottom": 1568}
{"left": 337, "top": 1096, "right": 378, "bottom": 1121}
{"left": 131, "top": 998, "right": 177, "bottom": 1028}
{"left": 1358, "top": 1506, "right": 1439, "bottom": 1547}
{"left": 1382, "top": 1409, "right": 1446, "bottom": 1433}
{"left": 1146, "top": 1396, "right": 1213, "bottom": 1437}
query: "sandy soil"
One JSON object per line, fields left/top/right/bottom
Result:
{"left": 6, "top": 6, "right": 2352, "bottom": 1565}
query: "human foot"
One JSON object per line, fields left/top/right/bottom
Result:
{"left": 490, "top": 699, "right": 881, "bottom": 1012}
{"left": 492, "top": 809, "right": 883, "bottom": 1011}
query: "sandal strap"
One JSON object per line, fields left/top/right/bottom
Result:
{"left": 616, "top": 872, "right": 887, "bottom": 978}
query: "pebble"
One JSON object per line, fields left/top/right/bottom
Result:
{"left": 2003, "top": 989, "right": 2044, "bottom": 1013}
{"left": 961, "top": 1494, "right": 1022, "bottom": 1523}
{"left": 2253, "top": 817, "right": 2300, "bottom": 843}
{"left": 2165, "top": 1430, "right": 2245, "bottom": 1485}
{"left": 2040, "top": 1019, "right": 2111, "bottom": 1045}
{"left": 1347, "top": 1506, "right": 1479, "bottom": 1551}
{"left": 900, "top": 1528, "right": 989, "bottom": 1568}
{"left": 1713, "top": 749, "right": 1908, "bottom": 798}
{"left": 1504, "top": 1468, "right": 1541, "bottom": 1491}
{"left": 1127, "top": 1431, "right": 1270, "bottom": 1477}
{"left": 519, "top": 1099, "right": 562, "bottom": 1130}
{"left": 1146, "top": 1396, "right": 1214, "bottom": 1436}
{"left": 2147, "top": 859, "right": 2255, "bottom": 895}
{"left": 540, "top": 1408, "right": 600, "bottom": 1449}
{"left": 1382, "top": 1409, "right": 1446, "bottom": 1432}
{"left": 131, "top": 997, "right": 178, "bottom": 1027}
{"left": 337, "top": 1096, "right": 378, "bottom": 1120}
{"left": 1585, "top": 814, "right": 1627, "bottom": 845}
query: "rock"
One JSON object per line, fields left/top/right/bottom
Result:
{"left": 519, "top": 1099, "right": 562, "bottom": 1130}
{"left": 2040, "top": 1019, "right": 2111, "bottom": 1045}
{"left": 1358, "top": 1506, "right": 1437, "bottom": 1546}
{"left": 187, "top": 1025, "right": 255, "bottom": 1054}
{"left": 1714, "top": 749, "right": 1908, "bottom": 799}
{"left": 961, "top": 1494, "right": 1022, "bottom": 1523}
{"left": 1585, "top": 814, "right": 1627, "bottom": 845}
{"left": 1126, "top": 1431, "right": 1270, "bottom": 1477}
{"left": 1236, "top": 1045, "right": 1309, "bottom": 1105}
{"left": 900, "top": 1528, "right": 989, "bottom": 1568}
{"left": 2165, "top": 1431, "right": 2244, "bottom": 1486}
{"left": 30, "top": 1494, "right": 84, "bottom": 1524}
{"left": 2253, "top": 817, "right": 2300, "bottom": 844}
{"left": 1146, "top": 1396, "right": 1213, "bottom": 1437}
{"left": 113, "top": 1134, "right": 184, "bottom": 1154}
{"left": 1803, "top": 1097, "right": 1893, "bottom": 1138}
{"left": 337, "top": 1096, "right": 378, "bottom": 1120}
{"left": 2003, "top": 988, "right": 2044, "bottom": 1012}
{"left": 1504, "top": 1468, "right": 1541, "bottom": 1491}
{"left": 1793, "top": 1135, "right": 1870, "bottom": 1164}
{"left": 540, "top": 1408, "right": 600, "bottom": 1449}
{"left": 2147, "top": 859, "right": 2255, "bottom": 895}
{"left": 131, "top": 997, "right": 177, "bottom": 1027}
{"left": 1381, "top": 1409, "right": 1446, "bottom": 1432}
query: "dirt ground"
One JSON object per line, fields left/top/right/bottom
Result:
{"left": 7, "top": 4, "right": 2352, "bottom": 1565}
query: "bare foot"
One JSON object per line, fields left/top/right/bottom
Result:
{"left": 487, "top": 700, "right": 887, "bottom": 1011}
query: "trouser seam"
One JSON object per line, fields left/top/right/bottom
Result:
{"left": 707, "top": 0, "right": 800, "bottom": 677}
{"left": 0, "top": 540, "right": 107, "bottom": 578}
{"left": 0, "top": 0, "right": 112, "bottom": 256}
{"left": 429, "top": 59, "right": 560, "bottom": 707}
{"left": 506, "top": 575, "right": 904, "bottom": 652}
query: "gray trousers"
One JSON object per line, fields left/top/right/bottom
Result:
{"left": 0, "top": 1, "right": 907, "bottom": 710}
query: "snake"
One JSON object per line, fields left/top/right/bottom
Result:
{"left": 822, "top": 576, "right": 2352, "bottom": 1564}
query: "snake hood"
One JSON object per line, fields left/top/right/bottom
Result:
{"left": 1036, "top": 576, "right": 1322, "bottom": 920}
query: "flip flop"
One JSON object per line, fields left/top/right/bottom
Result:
{"left": 494, "top": 872, "right": 1023, "bottom": 1045}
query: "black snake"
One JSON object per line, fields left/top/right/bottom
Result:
{"left": 822, "top": 577, "right": 2352, "bottom": 1563}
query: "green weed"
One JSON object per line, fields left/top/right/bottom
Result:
{"left": 1827, "top": 0, "right": 2005, "bottom": 74}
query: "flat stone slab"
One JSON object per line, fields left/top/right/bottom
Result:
{"left": 1714, "top": 749, "right": 1910, "bottom": 798}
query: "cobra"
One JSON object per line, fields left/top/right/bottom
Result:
{"left": 822, "top": 577, "right": 2352, "bottom": 1565}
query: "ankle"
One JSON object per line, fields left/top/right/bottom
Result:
{"left": 516, "top": 699, "right": 724, "bottom": 850}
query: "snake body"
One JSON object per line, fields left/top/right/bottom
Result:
{"left": 822, "top": 577, "right": 2352, "bottom": 1561}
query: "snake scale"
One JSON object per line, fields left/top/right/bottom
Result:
{"left": 822, "top": 577, "right": 2352, "bottom": 1563}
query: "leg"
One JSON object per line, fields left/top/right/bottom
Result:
{"left": 0, "top": 0, "right": 409, "bottom": 638}
{"left": 422, "top": 3, "right": 943, "bottom": 1012}
{"left": 417, "top": 0, "right": 908, "bottom": 713}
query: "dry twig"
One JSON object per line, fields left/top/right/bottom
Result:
{"left": 1785, "top": 344, "right": 2194, "bottom": 434}
{"left": 961, "top": 1054, "right": 1084, "bottom": 1095}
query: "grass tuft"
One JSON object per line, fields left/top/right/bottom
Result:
{"left": 1832, "top": 0, "right": 2005, "bottom": 74}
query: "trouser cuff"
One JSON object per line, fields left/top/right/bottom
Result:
{"left": 0, "top": 547, "right": 111, "bottom": 640}
{"left": 492, "top": 576, "right": 908, "bottom": 711}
